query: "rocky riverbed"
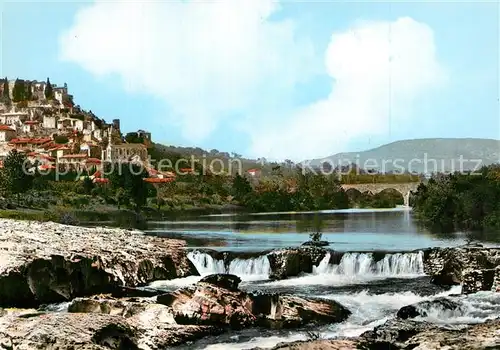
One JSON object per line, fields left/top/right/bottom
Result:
{"left": 2, "top": 219, "right": 500, "bottom": 349}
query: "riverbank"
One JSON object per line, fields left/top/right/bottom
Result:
{"left": 0, "top": 203, "right": 247, "bottom": 229}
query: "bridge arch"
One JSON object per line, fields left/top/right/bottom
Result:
{"left": 341, "top": 182, "right": 420, "bottom": 207}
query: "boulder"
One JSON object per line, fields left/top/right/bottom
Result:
{"left": 462, "top": 267, "right": 500, "bottom": 294}
{"left": 0, "top": 219, "right": 198, "bottom": 307}
{"left": 157, "top": 274, "right": 256, "bottom": 329}
{"left": 357, "top": 318, "right": 500, "bottom": 350}
{"left": 157, "top": 274, "right": 350, "bottom": 330}
{"left": 252, "top": 293, "right": 351, "bottom": 329}
{"left": 396, "top": 297, "right": 463, "bottom": 320}
{"left": 199, "top": 273, "right": 242, "bottom": 291}
{"left": 423, "top": 246, "right": 500, "bottom": 288}
{"left": 267, "top": 247, "right": 327, "bottom": 280}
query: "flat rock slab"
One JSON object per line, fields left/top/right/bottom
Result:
{"left": 0, "top": 310, "right": 222, "bottom": 349}
{"left": 0, "top": 219, "right": 198, "bottom": 307}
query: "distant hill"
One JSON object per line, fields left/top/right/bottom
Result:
{"left": 307, "top": 138, "right": 500, "bottom": 175}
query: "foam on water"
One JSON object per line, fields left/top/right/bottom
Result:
{"left": 264, "top": 251, "right": 424, "bottom": 287}
{"left": 200, "top": 286, "right": 490, "bottom": 349}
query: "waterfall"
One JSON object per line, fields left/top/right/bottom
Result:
{"left": 187, "top": 251, "right": 226, "bottom": 275}
{"left": 229, "top": 256, "right": 271, "bottom": 277}
{"left": 187, "top": 251, "right": 271, "bottom": 280}
{"left": 313, "top": 251, "right": 424, "bottom": 276}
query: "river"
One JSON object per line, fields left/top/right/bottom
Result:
{"left": 144, "top": 208, "right": 500, "bottom": 349}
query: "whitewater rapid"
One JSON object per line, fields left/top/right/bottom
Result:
{"left": 149, "top": 250, "right": 500, "bottom": 349}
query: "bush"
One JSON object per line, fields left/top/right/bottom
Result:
{"left": 59, "top": 212, "right": 80, "bottom": 226}
{"left": 309, "top": 231, "right": 322, "bottom": 242}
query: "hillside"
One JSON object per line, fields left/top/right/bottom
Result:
{"left": 308, "top": 138, "right": 500, "bottom": 174}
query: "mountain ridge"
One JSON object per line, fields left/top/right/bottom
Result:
{"left": 307, "top": 138, "right": 500, "bottom": 174}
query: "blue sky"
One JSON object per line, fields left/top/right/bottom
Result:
{"left": 1, "top": 0, "right": 499, "bottom": 161}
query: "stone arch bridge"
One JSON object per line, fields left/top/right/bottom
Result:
{"left": 341, "top": 182, "right": 421, "bottom": 207}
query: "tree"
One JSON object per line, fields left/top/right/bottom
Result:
{"left": 25, "top": 81, "right": 33, "bottom": 101}
{"left": 1, "top": 150, "right": 33, "bottom": 203}
{"left": 54, "top": 135, "right": 69, "bottom": 144}
{"left": 232, "top": 174, "right": 252, "bottom": 201}
{"left": 114, "top": 187, "right": 130, "bottom": 209}
{"left": 45, "top": 77, "right": 53, "bottom": 100}
{"left": 82, "top": 176, "right": 94, "bottom": 195}
{"left": 2, "top": 77, "right": 9, "bottom": 102}
{"left": 12, "top": 79, "right": 26, "bottom": 102}
{"left": 107, "top": 162, "right": 149, "bottom": 211}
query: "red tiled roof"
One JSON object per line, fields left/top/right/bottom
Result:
{"left": 93, "top": 170, "right": 102, "bottom": 178}
{"left": 10, "top": 137, "right": 51, "bottom": 145}
{"left": 144, "top": 177, "right": 175, "bottom": 183}
{"left": 162, "top": 171, "right": 177, "bottom": 178}
{"left": 86, "top": 158, "right": 102, "bottom": 164}
{"left": 40, "top": 154, "right": 55, "bottom": 161}
{"left": 93, "top": 178, "right": 109, "bottom": 184}
{"left": 60, "top": 154, "right": 88, "bottom": 159}
{"left": 180, "top": 168, "right": 194, "bottom": 173}
{"left": 39, "top": 164, "right": 56, "bottom": 170}
{"left": 47, "top": 145, "right": 71, "bottom": 151}
{"left": 0, "top": 125, "right": 15, "bottom": 131}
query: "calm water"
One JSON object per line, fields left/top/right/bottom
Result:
{"left": 146, "top": 208, "right": 490, "bottom": 252}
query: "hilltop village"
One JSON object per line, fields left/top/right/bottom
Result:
{"left": 0, "top": 77, "right": 171, "bottom": 183}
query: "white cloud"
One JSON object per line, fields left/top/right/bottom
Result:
{"left": 61, "top": 3, "right": 444, "bottom": 161}
{"left": 248, "top": 17, "right": 446, "bottom": 161}
{"left": 59, "top": 0, "right": 317, "bottom": 140}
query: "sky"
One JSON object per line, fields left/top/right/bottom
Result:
{"left": 1, "top": 0, "right": 499, "bottom": 161}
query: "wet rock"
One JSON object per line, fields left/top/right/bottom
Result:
{"left": 199, "top": 273, "right": 242, "bottom": 291}
{"left": 462, "top": 267, "right": 500, "bottom": 294}
{"left": 157, "top": 274, "right": 256, "bottom": 329}
{"left": 301, "top": 241, "right": 330, "bottom": 247}
{"left": 0, "top": 219, "right": 198, "bottom": 307}
{"left": 252, "top": 293, "right": 351, "bottom": 329}
{"left": 396, "top": 297, "right": 463, "bottom": 320}
{"left": 157, "top": 274, "right": 350, "bottom": 331}
{"left": 267, "top": 247, "right": 327, "bottom": 280}
{"left": 423, "top": 246, "right": 500, "bottom": 288}
{"left": 358, "top": 318, "right": 500, "bottom": 349}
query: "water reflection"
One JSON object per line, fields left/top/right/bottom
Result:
{"left": 146, "top": 208, "right": 484, "bottom": 252}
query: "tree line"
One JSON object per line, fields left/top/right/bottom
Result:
{"left": 0, "top": 77, "right": 55, "bottom": 103}
{"left": 411, "top": 165, "right": 500, "bottom": 232}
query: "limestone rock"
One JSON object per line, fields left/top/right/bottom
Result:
{"left": 267, "top": 247, "right": 327, "bottom": 280}
{"left": 423, "top": 246, "right": 500, "bottom": 289}
{"left": 0, "top": 219, "right": 198, "bottom": 307}
{"left": 157, "top": 274, "right": 256, "bottom": 329}
{"left": 358, "top": 318, "right": 500, "bottom": 349}
{"left": 0, "top": 305, "right": 222, "bottom": 349}
{"left": 462, "top": 267, "right": 500, "bottom": 294}
{"left": 252, "top": 293, "right": 351, "bottom": 329}
{"left": 157, "top": 274, "right": 350, "bottom": 330}
{"left": 396, "top": 297, "right": 463, "bottom": 320}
